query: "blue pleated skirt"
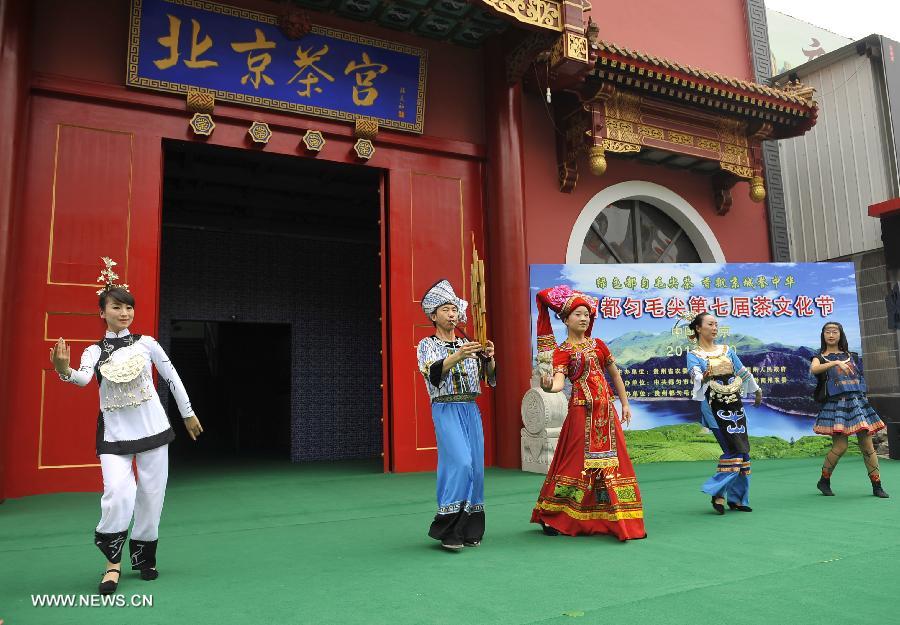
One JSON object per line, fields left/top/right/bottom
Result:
{"left": 814, "top": 392, "right": 885, "bottom": 436}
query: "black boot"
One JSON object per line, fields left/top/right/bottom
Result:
{"left": 711, "top": 496, "right": 725, "bottom": 515}
{"left": 727, "top": 502, "right": 752, "bottom": 512}
{"left": 872, "top": 481, "right": 890, "bottom": 498}
{"left": 94, "top": 530, "right": 127, "bottom": 563}
{"left": 817, "top": 476, "right": 835, "bottom": 496}
{"left": 129, "top": 539, "right": 159, "bottom": 579}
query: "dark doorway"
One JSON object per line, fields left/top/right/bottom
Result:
{"left": 158, "top": 139, "right": 383, "bottom": 466}
{"left": 167, "top": 320, "right": 292, "bottom": 462}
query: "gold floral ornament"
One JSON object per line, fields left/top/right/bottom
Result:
{"left": 248, "top": 121, "right": 272, "bottom": 144}
{"left": 189, "top": 112, "right": 215, "bottom": 136}
{"left": 96, "top": 256, "right": 129, "bottom": 296}
{"left": 302, "top": 129, "right": 326, "bottom": 153}
{"left": 353, "top": 138, "right": 375, "bottom": 161}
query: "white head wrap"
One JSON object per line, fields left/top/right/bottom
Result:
{"left": 421, "top": 279, "right": 468, "bottom": 323}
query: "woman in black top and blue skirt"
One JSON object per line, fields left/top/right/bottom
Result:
{"left": 810, "top": 322, "right": 888, "bottom": 498}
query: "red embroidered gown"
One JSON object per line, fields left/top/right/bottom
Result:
{"left": 530, "top": 338, "right": 646, "bottom": 540}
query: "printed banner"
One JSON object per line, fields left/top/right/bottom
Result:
{"left": 128, "top": 0, "right": 427, "bottom": 132}
{"left": 530, "top": 263, "right": 862, "bottom": 459}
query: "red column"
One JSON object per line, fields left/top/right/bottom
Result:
{"left": 0, "top": 0, "right": 31, "bottom": 501}
{"left": 484, "top": 40, "right": 530, "bottom": 468}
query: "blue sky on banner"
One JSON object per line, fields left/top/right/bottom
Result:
{"left": 529, "top": 263, "right": 861, "bottom": 355}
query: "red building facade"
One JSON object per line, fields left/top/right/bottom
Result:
{"left": 0, "top": 0, "right": 816, "bottom": 499}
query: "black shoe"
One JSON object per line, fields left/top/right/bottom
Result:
{"left": 711, "top": 496, "right": 725, "bottom": 515}
{"left": 463, "top": 540, "right": 481, "bottom": 547}
{"left": 817, "top": 477, "right": 835, "bottom": 496}
{"left": 139, "top": 568, "right": 159, "bottom": 581}
{"left": 98, "top": 568, "right": 120, "bottom": 595}
{"left": 441, "top": 538, "right": 464, "bottom": 551}
{"left": 873, "top": 481, "right": 890, "bottom": 498}
{"left": 540, "top": 522, "right": 560, "bottom": 536}
{"left": 727, "top": 502, "right": 752, "bottom": 512}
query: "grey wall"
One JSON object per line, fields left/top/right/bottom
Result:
{"left": 778, "top": 52, "right": 895, "bottom": 261}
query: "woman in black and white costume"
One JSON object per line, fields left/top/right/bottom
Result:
{"left": 49, "top": 257, "right": 203, "bottom": 595}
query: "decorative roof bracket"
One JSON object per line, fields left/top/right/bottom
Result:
{"left": 556, "top": 84, "right": 774, "bottom": 208}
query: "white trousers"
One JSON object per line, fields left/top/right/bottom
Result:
{"left": 96, "top": 444, "right": 169, "bottom": 541}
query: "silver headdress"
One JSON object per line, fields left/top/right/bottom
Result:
{"left": 673, "top": 310, "right": 701, "bottom": 343}
{"left": 96, "top": 257, "right": 130, "bottom": 296}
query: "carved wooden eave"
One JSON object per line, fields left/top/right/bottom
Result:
{"left": 479, "top": 1, "right": 597, "bottom": 86}
{"left": 553, "top": 41, "right": 819, "bottom": 213}
{"left": 479, "top": 0, "right": 564, "bottom": 31}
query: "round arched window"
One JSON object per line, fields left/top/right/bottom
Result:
{"left": 580, "top": 199, "right": 702, "bottom": 264}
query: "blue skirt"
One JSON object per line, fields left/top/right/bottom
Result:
{"left": 427, "top": 401, "right": 485, "bottom": 543}
{"left": 814, "top": 392, "right": 886, "bottom": 436}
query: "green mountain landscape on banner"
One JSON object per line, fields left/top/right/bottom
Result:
{"left": 600, "top": 330, "right": 836, "bottom": 461}
{"left": 608, "top": 330, "right": 777, "bottom": 366}
{"left": 606, "top": 330, "right": 820, "bottom": 414}
{"left": 623, "top": 423, "right": 855, "bottom": 463}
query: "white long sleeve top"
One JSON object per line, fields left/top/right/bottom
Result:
{"left": 60, "top": 329, "right": 194, "bottom": 455}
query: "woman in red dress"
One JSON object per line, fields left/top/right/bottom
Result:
{"left": 530, "top": 285, "right": 646, "bottom": 541}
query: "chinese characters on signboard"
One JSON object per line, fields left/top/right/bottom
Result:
{"left": 128, "top": 0, "right": 427, "bottom": 132}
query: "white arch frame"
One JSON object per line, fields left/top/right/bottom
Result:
{"left": 565, "top": 180, "right": 726, "bottom": 264}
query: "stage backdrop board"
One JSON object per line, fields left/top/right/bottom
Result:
{"left": 530, "top": 263, "right": 861, "bottom": 449}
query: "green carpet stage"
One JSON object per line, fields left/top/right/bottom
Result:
{"left": 1, "top": 457, "right": 897, "bottom": 625}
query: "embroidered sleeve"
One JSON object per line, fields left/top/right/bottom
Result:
{"left": 552, "top": 347, "right": 571, "bottom": 375}
{"left": 686, "top": 351, "right": 707, "bottom": 401}
{"left": 594, "top": 339, "right": 615, "bottom": 368}
{"left": 417, "top": 338, "right": 447, "bottom": 389}
{"left": 729, "top": 347, "right": 760, "bottom": 395}
{"left": 61, "top": 344, "right": 100, "bottom": 387}
{"left": 146, "top": 337, "right": 194, "bottom": 418}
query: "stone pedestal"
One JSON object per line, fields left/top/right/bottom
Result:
{"left": 520, "top": 387, "right": 567, "bottom": 473}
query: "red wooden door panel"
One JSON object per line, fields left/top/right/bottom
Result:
{"left": 387, "top": 161, "right": 493, "bottom": 473}
{"left": 5, "top": 98, "right": 162, "bottom": 497}
{"left": 3, "top": 89, "right": 487, "bottom": 496}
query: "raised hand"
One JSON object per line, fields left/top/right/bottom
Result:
{"left": 483, "top": 340, "right": 495, "bottom": 360}
{"left": 49, "top": 338, "right": 71, "bottom": 376}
